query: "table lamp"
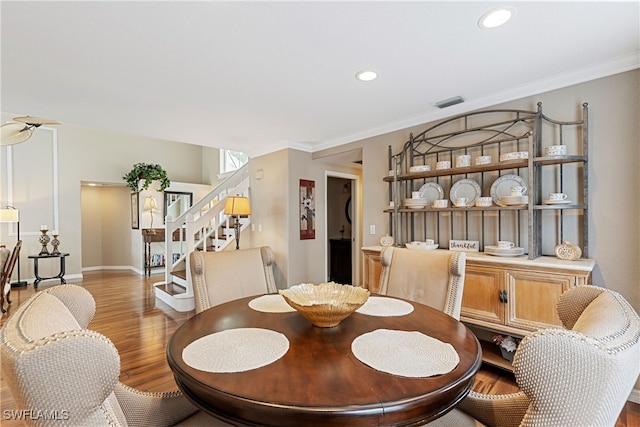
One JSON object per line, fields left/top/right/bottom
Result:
{"left": 0, "top": 206, "right": 27, "bottom": 287}
{"left": 143, "top": 196, "right": 158, "bottom": 233}
{"left": 224, "top": 196, "right": 251, "bottom": 250}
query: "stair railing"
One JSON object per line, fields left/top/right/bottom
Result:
{"left": 163, "top": 164, "right": 250, "bottom": 287}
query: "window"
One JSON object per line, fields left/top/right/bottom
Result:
{"left": 220, "top": 149, "right": 248, "bottom": 174}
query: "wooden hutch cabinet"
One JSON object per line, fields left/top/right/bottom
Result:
{"left": 366, "top": 103, "right": 595, "bottom": 370}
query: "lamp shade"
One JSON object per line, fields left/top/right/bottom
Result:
{"left": 0, "top": 208, "right": 19, "bottom": 222}
{"left": 142, "top": 196, "right": 157, "bottom": 212}
{"left": 224, "top": 196, "right": 251, "bottom": 216}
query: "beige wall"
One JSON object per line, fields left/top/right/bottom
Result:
{"left": 0, "top": 115, "right": 214, "bottom": 278}
{"left": 315, "top": 70, "right": 640, "bottom": 316}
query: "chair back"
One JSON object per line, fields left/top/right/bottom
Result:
{"left": 514, "top": 285, "right": 640, "bottom": 426}
{"left": 190, "top": 246, "right": 277, "bottom": 313}
{"left": 0, "top": 285, "right": 129, "bottom": 426}
{"left": 1, "top": 240, "right": 22, "bottom": 313}
{"left": 378, "top": 247, "right": 466, "bottom": 319}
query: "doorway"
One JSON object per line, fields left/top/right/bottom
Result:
{"left": 325, "top": 172, "right": 359, "bottom": 285}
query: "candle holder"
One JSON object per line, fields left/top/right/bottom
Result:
{"left": 51, "top": 233, "right": 61, "bottom": 255}
{"left": 38, "top": 230, "right": 50, "bottom": 255}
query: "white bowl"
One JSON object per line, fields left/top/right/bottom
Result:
{"left": 499, "top": 152, "right": 529, "bottom": 162}
{"left": 545, "top": 145, "right": 567, "bottom": 156}
{"left": 500, "top": 195, "right": 528, "bottom": 205}
{"left": 406, "top": 242, "right": 439, "bottom": 251}
{"left": 409, "top": 165, "right": 431, "bottom": 173}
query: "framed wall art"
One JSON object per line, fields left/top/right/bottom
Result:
{"left": 131, "top": 192, "right": 139, "bottom": 229}
{"left": 299, "top": 179, "right": 315, "bottom": 240}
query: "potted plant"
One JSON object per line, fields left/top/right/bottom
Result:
{"left": 492, "top": 334, "right": 520, "bottom": 362}
{"left": 123, "top": 163, "right": 171, "bottom": 193}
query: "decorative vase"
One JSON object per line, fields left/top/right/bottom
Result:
{"left": 51, "top": 234, "right": 61, "bottom": 255}
{"left": 500, "top": 347, "right": 515, "bottom": 362}
{"left": 38, "top": 230, "right": 51, "bottom": 255}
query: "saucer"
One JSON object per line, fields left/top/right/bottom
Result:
{"left": 453, "top": 204, "right": 472, "bottom": 208}
{"left": 485, "top": 246, "right": 526, "bottom": 257}
{"left": 543, "top": 199, "right": 572, "bottom": 205}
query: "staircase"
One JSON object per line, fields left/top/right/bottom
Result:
{"left": 153, "top": 164, "right": 250, "bottom": 312}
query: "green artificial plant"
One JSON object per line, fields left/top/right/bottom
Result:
{"left": 123, "top": 163, "right": 171, "bottom": 193}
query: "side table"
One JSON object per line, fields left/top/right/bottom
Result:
{"left": 28, "top": 253, "right": 69, "bottom": 289}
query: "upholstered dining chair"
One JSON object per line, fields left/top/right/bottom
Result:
{"left": 0, "top": 284, "right": 233, "bottom": 426}
{"left": 378, "top": 247, "right": 466, "bottom": 320}
{"left": 1, "top": 240, "right": 21, "bottom": 314}
{"left": 190, "top": 246, "right": 278, "bottom": 313}
{"left": 431, "top": 285, "right": 640, "bottom": 427}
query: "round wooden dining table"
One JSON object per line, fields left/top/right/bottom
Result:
{"left": 167, "top": 294, "right": 482, "bottom": 427}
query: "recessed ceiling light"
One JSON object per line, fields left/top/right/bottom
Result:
{"left": 478, "top": 7, "right": 514, "bottom": 29}
{"left": 356, "top": 70, "right": 378, "bottom": 82}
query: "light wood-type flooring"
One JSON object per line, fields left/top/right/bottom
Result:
{"left": 1, "top": 270, "right": 638, "bottom": 426}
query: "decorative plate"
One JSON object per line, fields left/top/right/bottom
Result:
{"left": 490, "top": 175, "right": 527, "bottom": 205}
{"left": 417, "top": 182, "right": 444, "bottom": 206}
{"left": 449, "top": 179, "right": 481, "bottom": 206}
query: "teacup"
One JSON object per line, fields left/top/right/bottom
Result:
{"left": 433, "top": 199, "right": 448, "bottom": 208}
{"left": 455, "top": 197, "right": 469, "bottom": 207}
{"left": 425, "top": 239, "right": 435, "bottom": 245}
{"left": 548, "top": 192, "right": 568, "bottom": 201}
{"left": 412, "top": 191, "right": 422, "bottom": 199}
{"left": 475, "top": 196, "right": 492, "bottom": 207}
{"left": 510, "top": 186, "right": 527, "bottom": 196}
{"left": 475, "top": 155, "right": 492, "bottom": 165}
{"left": 436, "top": 160, "right": 451, "bottom": 170}
{"left": 497, "top": 241, "right": 515, "bottom": 249}
{"left": 456, "top": 155, "right": 471, "bottom": 168}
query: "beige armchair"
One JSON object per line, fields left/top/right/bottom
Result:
{"left": 190, "top": 246, "right": 278, "bottom": 313}
{"left": 378, "top": 247, "right": 466, "bottom": 319}
{"left": 0, "top": 284, "right": 227, "bottom": 426}
{"left": 432, "top": 285, "right": 640, "bottom": 427}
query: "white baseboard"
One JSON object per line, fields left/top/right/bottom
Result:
{"left": 629, "top": 388, "right": 640, "bottom": 404}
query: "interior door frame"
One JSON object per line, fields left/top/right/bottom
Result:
{"left": 324, "top": 171, "right": 360, "bottom": 286}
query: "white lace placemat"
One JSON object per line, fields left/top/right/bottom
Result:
{"left": 248, "top": 294, "right": 296, "bottom": 313}
{"left": 352, "top": 329, "right": 459, "bottom": 377}
{"left": 356, "top": 296, "right": 414, "bottom": 317}
{"left": 182, "top": 328, "right": 289, "bottom": 373}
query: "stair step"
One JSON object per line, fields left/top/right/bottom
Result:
{"left": 155, "top": 282, "right": 187, "bottom": 296}
{"left": 172, "top": 269, "right": 187, "bottom": 280}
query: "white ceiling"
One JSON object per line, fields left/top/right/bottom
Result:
{"left": 2, "top": 1, "right": 638, "bottom": 157}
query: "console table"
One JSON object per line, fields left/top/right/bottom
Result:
{"left": 28, "top": 253, "right": 69, "bottom": 289}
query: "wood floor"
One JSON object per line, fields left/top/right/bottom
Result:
{"left": 1, "top": 270, "right": 638, "bottom": 426}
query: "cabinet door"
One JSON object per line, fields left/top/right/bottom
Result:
{"left": 363, "top": 250, "right": 382, "bottom": 293}
{"left": 505, "top": 270, "right": 575, "bottom": 331}
{"left": 461, "top": 265, "right": 504, "bottom": 326}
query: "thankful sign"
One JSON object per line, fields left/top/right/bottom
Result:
{"left": 449, "top": 240, "right": 480, "bottom": 252}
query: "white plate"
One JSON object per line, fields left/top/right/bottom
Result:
{"left": 406, "top": 205, "right": 427, "bottom": 209}
{"left": 449, "top": 179, "right": 481, "bottom": 206}
{"left": 406, "top": 242, "right": 439, "bottom": 251}
{"left": 485, "top": 246, "right": 526, "bottom": 257}
{"left": 543, "top": 199, "right": 572, "bottom": 205}
{"left": 417, "top": 182, "right": 444, "bottom": 206}
{"left": 490, "top": 175, "right": 527, "bottom": 205}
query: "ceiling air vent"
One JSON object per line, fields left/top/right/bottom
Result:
{"left": 433, "top": 96, "right": 466, "bottom": 109}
